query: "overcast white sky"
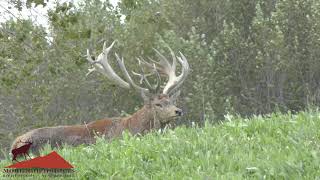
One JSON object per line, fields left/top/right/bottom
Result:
{"left": 0, "top": 0, "right": 119, "bottom": 29}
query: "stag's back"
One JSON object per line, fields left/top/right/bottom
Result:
{"left": 11, "top": 125, "right": 89, "bottom": 154}
{"left": 10, "top": 118, "right": 122, "bottom": 154}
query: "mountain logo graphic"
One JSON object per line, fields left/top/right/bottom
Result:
{"left": 3, "top": 151, "right": 75, "bottom": 178}
{"left": 5, "top": 151, "right": 73, "bottom": 169}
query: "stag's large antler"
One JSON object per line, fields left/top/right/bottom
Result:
{"left": 86, "top": 41, "right": 130, "bottom": 89}
{"left": 86, "top": 41, "right": 160, "bottom": 94}
{"left": 154, "top": 47, "right": 189, "bottom": 95}
{"left": 139, "top": 48, "right": 190, "bottom": 95}
{"left": 86, "top": 41, "right": 189, "bottom": 96}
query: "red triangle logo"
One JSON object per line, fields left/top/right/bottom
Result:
{"left": 5, "top": 151, "right": 73, "bottom": 169}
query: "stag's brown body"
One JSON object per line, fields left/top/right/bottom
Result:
{"left": 11, "top": 101, "right": 173, "bottom": 153}
{"left": 11, "top": 41, "right": 189, "bottom": 155}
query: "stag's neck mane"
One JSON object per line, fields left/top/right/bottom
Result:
{"left": 121, "top": 105, "right": 159, "bottom": 135}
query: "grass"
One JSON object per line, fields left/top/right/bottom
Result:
{"left": 1, "top": 110, "right": 320, "bottom": 179}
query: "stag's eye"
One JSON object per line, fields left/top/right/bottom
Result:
{"left": 155, "top": 103, "right": 163, "bottom": 108}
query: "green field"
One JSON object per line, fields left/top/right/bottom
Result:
{"left": 1, "top": 111, "right": 320, "bottom": 179}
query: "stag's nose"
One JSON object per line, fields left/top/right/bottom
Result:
{"left": 175, "top": 109, "right": 183, "bottom": 116}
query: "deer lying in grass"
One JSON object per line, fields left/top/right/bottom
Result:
{"left": 11, "top": 41, "right": 190, "bottom": 154}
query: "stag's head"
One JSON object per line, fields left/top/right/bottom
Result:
{"left": 86, "top": 41, "right": 189, "bottom": 125}
{"left": 144, "top": 94, "right": 182, "bottom": 124}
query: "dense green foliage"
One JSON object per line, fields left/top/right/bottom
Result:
{"left": 1, "top": 0, "right": 320, "bottom": 157}
{"left": 1, "top": 111, "right": 320, "bottom": 179}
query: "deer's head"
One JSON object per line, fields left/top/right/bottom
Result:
{"left": 86, "top": 41, "right": 189, "bottom": 125}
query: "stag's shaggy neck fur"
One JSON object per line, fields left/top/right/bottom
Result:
{"left": 105, "top": 105, "right": 160, "bottom": 138}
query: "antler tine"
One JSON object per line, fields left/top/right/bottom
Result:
{"left": 132, "top": 57, "right": 155, "bottom": 84}
{"left": 152, "top": 47, "right": 189, "bottom": 95}
{"left": 166, "top": 51, "right": 190, "bottom": 95}
{"left": 114, "top": 53, "right": 149, "bottom": 93}
{"left": 153, "top": 48, "right": 174, "bottom": 75}
{"left": 132, "top": 71, "right": 154, "bottom": 84}
{"left": 86, "top": 49, "right": 94, "bottom": 64}
{"left": 140, "top": 56, "right": 161, "bottom": 67}
{"left": 136, "top": 58, "right": 154, "bottom": 90}
{"left": 131, "top": 57, "right": 162, "bottom": 93}
{"left": 168, "top": 47, "right": 177, "bottom": 72}
{"left": 152, "top": 63, "right": 161, "bottom": 93}
{"left": 147, "top": 57, "right": 167, "bottom": 76}
{"left": 136, "top": 56, "right": 164, "bottom": 74}
{"left": 142, "top": 58, "right": 161, "bottom": 93}
{"left": 86, "top": 41, "right": 130, "bottom": 89}
{"left": 132, "top": 71, "right": 144, "bottom": 84}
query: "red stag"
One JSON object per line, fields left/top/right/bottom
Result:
{"left": 11, "top": 141, "right": 33, "bottom": 161}
{"left": 11, "top": 41, "right": 190, "bottom": 154}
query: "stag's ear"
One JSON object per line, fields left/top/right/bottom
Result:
{"left": 169, "top": 90, "right": 181, "bottom": 104}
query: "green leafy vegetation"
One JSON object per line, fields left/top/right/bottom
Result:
{"left": 1, "top": 111, "right": 319, "bottom": 179}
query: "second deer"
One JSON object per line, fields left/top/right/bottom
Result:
{"left": 11, "top": 41, "right": 190, "bottom": 154}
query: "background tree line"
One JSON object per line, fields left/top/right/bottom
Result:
{"left": 1, "top": 0, "right": 320, "bottom": 155}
